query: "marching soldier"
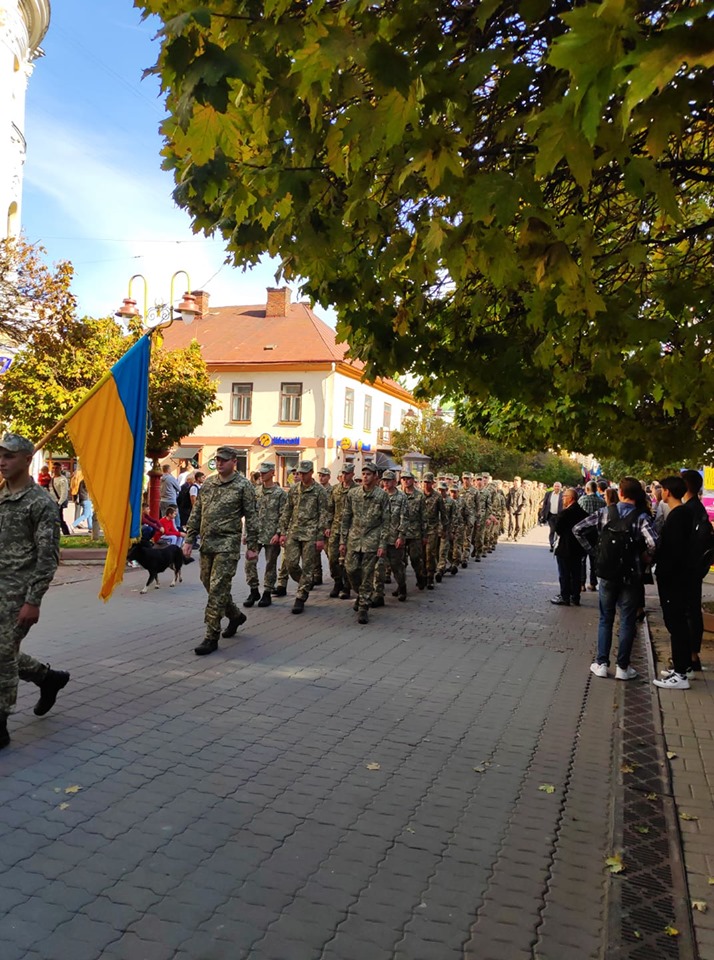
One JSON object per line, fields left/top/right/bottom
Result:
{"left": 436, "top": 480, "right": 457, "bottom": 581}
{"left": 373, "top": 469, "right": 408, "bottom": 604}
{"left": 278, "top": 460, "right": 330, "bottom": 614}
{"left": 422, "top": 471, "right": 448, "bottom": 589}
{"left": 243, "top": 462, "right": 286, "bottom": 608}
{"left": 327, "top": 464, "right": 357, "bottom": 599}
{"left": 313, "top": 467, "right": 334, "bottom": 585}
{"left": 400, "top": 470, "right": 427, "bottom": 589}
{"left": 340, "top": 462, "right": 388, "bottom": 624}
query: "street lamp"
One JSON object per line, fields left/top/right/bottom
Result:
{"left": 114, "top": 270, "right": 201, "bottom": 519}
{"left": 114, "top": 270, "right": 200, "bottom": 334}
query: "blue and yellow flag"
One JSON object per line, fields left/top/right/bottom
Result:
{"left": 66, "top": 336, "right": 150, "bottom": 600}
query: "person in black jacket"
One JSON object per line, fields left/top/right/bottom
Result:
{"left": 551, "top": 488, "right": 587, "bottom": 606}
{"left": 681, "top": 468, "right": 709, "bottom": 673}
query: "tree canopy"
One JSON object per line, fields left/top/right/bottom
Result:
{"left": 138, "top": 0, "right": 714, "bottom": 462}
{"left": 0, "top": 237, "right": 75, "bottom": 347}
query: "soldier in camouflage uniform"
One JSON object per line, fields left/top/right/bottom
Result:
{"left": 422, "top": 472, "right": 448, "bottom": 588}
{"left": 279, "top": 460, "right": 330, "bottom": 614}
{"left": 506, "top": 476, "right": 526, "bottom": 540}
{"left": 401, "top": 471, "right": 427, "bottom": 589}
{"left": 488, "top": 479, "right": 507, "bottom": 550}
{"left": 436, "top": 481, "right": 457, "bottom": 580}
{"left": 243, "top": 462, "right": 286, "bottom": 608}
{"left": 0, "top": 433, "right": 70, "bottom": 749}
{"left": 373, "top": 469, "right": 407, "bottom": 604}
{"left": 326, "top": 463, "right": 356, "bottom": 599}
{"left": 459, "top": 473, "right": 476, "bottom": 567}
{"left": 449, "top": 484, "right": 469, "bottom": 572}
{"left": 340, "top": 462, "right": 388, "bottom": 623}
{"left": 184, "top": 445, "right": 258, "bottom": 655}
{"left": 313, "top": 467, "right": 333, "bottom": 585}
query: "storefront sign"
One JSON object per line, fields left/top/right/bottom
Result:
{"left": 356, "top": 440, "right": 371, "bottom": 452}
{"left": 340, "top": 437, "right": 351, "bottom": 450}
{"left": 272, "top": 436, "right": 300, "bottom": 446}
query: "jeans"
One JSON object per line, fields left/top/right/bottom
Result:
{"left": 581, "top": 552, "right": 597, "bottom": 588}
{"left": 596, "top": 578, "right": 640, "bottom": 668}
{"left": 72, "top": 499, "right": 93, "bottom": 530}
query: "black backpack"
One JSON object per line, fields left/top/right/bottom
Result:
{"left": 595, "top": 505, "right": 642, "bottom": 584}
{"left": 177, "top": 482, "right": 193, "bottom": 523}
{"left": 692, "top": 510, "right": 714, "bottom": 579}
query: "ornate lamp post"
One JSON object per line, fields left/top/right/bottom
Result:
{"left": 114, "top": 271, "right": 200, "bottom": 518}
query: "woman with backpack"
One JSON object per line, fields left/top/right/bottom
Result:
{"left": 573, "top": 477, "right": 657, "bottom": 681}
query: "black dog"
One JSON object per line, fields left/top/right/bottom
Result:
{"left": 127, "top": 540, "right": 193, "bottom": 594}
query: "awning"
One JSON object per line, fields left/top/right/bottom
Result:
{"left": 373, "top": 451, "right": 400, "bottom": 471}
{"left": 170, "top": 445, "right": 202, "bottom": 460}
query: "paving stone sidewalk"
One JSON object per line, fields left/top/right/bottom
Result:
{"left": 1, "top": 528, "right": 638, "bottom": 959}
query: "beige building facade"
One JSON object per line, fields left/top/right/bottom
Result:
{"left": 162, "top": 287, "right": 417, "bottom": 484}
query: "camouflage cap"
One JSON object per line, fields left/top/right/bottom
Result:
{"left": 340, "top": 463, "right": 355, "bottom": 475}
{"left": 0, "top": 432, "right": 34, "bottom": 455}
{"left": 362, "top": 461, "right": 378, "bottom": 474}
{"left": 450, "top": 484, "right": 460, "bottom": 492}
{"left": 215, "top": 445, "right": 239, "bottom": 460}
{"left": 259, "top": 461, "right": 275, "bottom": 474}
{"left": 437, "top": 481, "right": 449, "bottom": 490}
{"left": 422, "top": 472, "right": 435, "bottom": 482}
{"left": 401, "top": 470, "right": 414, "bottom": 479}
{"left": 318, "top": 467, "right": 331, "bottom": 476}
{"left": 461, "top": 471, "right": 472, "bottom": 478}
{"left": 382, "top": 469, "right": 396, "bottom": 480}
{"left": 295, "top": 459, "right": 314, "bottom": 473}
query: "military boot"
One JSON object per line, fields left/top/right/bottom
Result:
{"left": 257, "top": 590, "right": 272, "bottom": 607}
{"left": 338, "top": 588, "right": 351, "bottom": 600}
{"left": 243, "top": 588, "right": 260, "bottom": 607}
{"left": 0, "top": 713, "right": 9, "bottom": 750}
{"left": 329, "top": 580, "right": 342, "bottom": 598}
{"left": 435, "top": 572, "right": 443, "bottom": 583}
{"left": 274, "top": 585, "right": 288, "bottom": 597}
{"left": 292, "top": 597, "right": 305, "bottom": 614}
{"left": 195, "top": 637, "right": 219, "bottom": 656}
{"left": 450, "top": 565, "right": 458, "bottom": 575}
{"left": 33, "top": 669, "right": 70, "bottom": 717}
{"left": 397, "top": 588, "right": 407, "bottom": 602}
{"left": 371, "top": 596, "right": 385, "bottom": 608}
{"left": 222, "top": 611, "right": 247, "bottom": 637}
{"left": 357, "top": 608, "right": 369, "bottom": 624}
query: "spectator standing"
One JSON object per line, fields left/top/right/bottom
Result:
{"left": 653, "top": 476, "right": 694, "bottom": 690}
{"left": 70, "top": 478, "right": 93, "bottom": 534}
{"left": 574, "top": 477, "right": 657, "bottom": 680}
{"left": 652, "top": 481, "right": 670, "bottom": 533}
{"left": 540, "top": 481, "right": 564, "bottom": 552}
{"left": 159, "top": 464, "right": 180, "bottom": 517}
{"left": 578, "top": 480, "right": 604, "bottom": 591}
{"left": 48, "top": 463, "right": 70, "bottom": 535}
{"left": 551, "top": 488, "right": 587, "bottom": 606}
{"left": 681, "top": 468, "right": 711, "bottom": 673}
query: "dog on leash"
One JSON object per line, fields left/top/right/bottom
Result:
{"left": 127, "top": 540, "right": 194, "bottom": 594}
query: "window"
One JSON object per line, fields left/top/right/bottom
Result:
{"left": 280, "top": 382, "right": 302, "bottom": 422}
{"left": 383, "top": 402, "right": 392, "bottom": 429}
{"left": 344, "top": 387, "right": 355, "bottom": 427}
{"left": 231, "top": 383, "right": 252, "bottom": 422}
{"left": 363, "top": 395, "right": 372, "bottom": 432}
{"left": 278, "top": 452, "right": 300, "bottom": 486}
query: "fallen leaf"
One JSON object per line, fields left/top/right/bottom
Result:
{"left": 646, "top": 792, "right": 658, "bottom": 801}
{"left": 666, "top": 751, "right": 678, "bottom": 760}
{"left": 633, "top": 931, "right": 642, "bottom": 939}
{"left": 59, "top": 802, "right": 69, "bottom": 810}
{"left": 664, "top": 925, "right": 679, "bottom": 937}
{"left": 64, "top": 785, "right": 81, "bottom": 795}
{"left": 365, "top": 762, "right": 381, "bottom": 771}
{"left": 606, "top": 854, "right": 625, "bottom": 874}
{"left": 691, "top": 900, "right": 707, "bottom": 913}
{"left": 708, "top": 877, "right": 714, "bottom": 885}
{"left": 538, "top": 784, "right": 556, "bottom": 794}
{"left": 473, "top": 765, "right": 487, "bottom": 774}
{"left": 634, "top": 825, "right": 650, "bottom": 835}
{"left": 679, "top": 812, "right": 699, "bottom": 821}
{"left": 620, "top": 763, "right": 636, "bottom": 774}
{"left": 53, "top": 787, "right": 61, "bottom": 794}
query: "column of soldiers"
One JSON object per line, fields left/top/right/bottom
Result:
{"left": 182, "top": 450, "right": 547, "bottom": 654}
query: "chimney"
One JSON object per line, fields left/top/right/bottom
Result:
{"left": 266, "top": 286, "right": 291, "bottom": 317}
{"left": 189, "top": 290, "right": 210, "bottom": 317}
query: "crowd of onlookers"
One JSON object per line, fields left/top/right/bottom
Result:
{"left": 544, "top": 472, "right": 712, "bottom": 691}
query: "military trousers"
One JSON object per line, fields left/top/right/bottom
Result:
{"left": 245, "top": 543, "right": 281, "bottom": 591}
{"left": 474, "top": 520, "right": 486, "bottom": 556}
{"left": 327, "top": 533, "right": 345, "bottom": 587}
{"left": 424, "top": 532, "right": 440, "bottom": 582}
{"left": 404, "top": 538, "right": 426, "bottom": 585}
{"left": 461, "top": 526, "right": 473, "bottom": 564}
{"left": 277, "top": 553, "right": 289, "bottom": 588}
{"left": 199, "top": 552, "right": 240, "bottom": 641}
{"left": 285, "top": 539, "right": 318, "bottom": 600}
{"left": 374, "top": 544, "right": 406, "bottom": 597}
{"left": 437, "top": 535, "right": 456, "bottom": 574}
{"left": 345, "top": 549, "right": 379, "bottom": 610}
{"left": 0, "top": 598, "right": 49, "bottom": 714}
{"left": 510, "top": 512, "right": 523, "bottom": 538}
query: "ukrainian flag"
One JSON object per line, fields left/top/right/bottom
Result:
{"left": 66, "top": 336, "right": 150, "bottom": 600}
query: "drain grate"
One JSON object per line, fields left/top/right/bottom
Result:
{"left": 611, "top": 625, "right": 696, "bottom": 960}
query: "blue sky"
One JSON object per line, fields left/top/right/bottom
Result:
{"left": 21, "top": 0, "right": 321, "bottom": 321}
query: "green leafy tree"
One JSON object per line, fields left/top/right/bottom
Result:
{"left": 0, "top": 236, "right": 76, "bottom": 347}
{"left": 137, "top": 0, "right": 714, "bottom": 462}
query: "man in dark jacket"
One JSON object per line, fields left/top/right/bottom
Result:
{"left": 551, "top": 488, "right": 587, "bottom": 606}
{"left": 540, "top": 481, "right": 564, "bottom": 551}
{"left": 681, "top": 469, "right": 710, "bottom": 673}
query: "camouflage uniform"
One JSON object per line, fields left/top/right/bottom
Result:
{"left": 184, "top": 472, "right": 258, "bottom": 641}
{"left": 327, "top": 478, "right": 356, "bottom": 596}
{"left": 279, "top": 481, "right": 330, "bottom": 601}
{"left": 489, "top": 483, "right": 507, "bottom": 549}
{"left": 437, "top": 489, "right": 457, "bottom": 576}
{"left": 244, "top": 483, "right": 286, "bottom": 592}
{"left": 314, "top": 476, "right": 334, "bottom": 584}
{"left": 506, "top": 484, "right": 526, "bottom": 539}
{"left": 0, "top": 480, "right": 60, "bottom": 714}
{"left": 402, "top": 485, "right": 427, "bottom": 588}
{"left": 341, "top": 483, "right": 388, "bottom": 612}
{"left": 449, "top": 488, "right": 469, "bottom": 570}
{"left": 473, "top": 483, "right": 490, "bottom": 559}
{"left": 423, "top": 487, "right": 448, "bottom": 586}
{"left": 459, "top": 482, "right": 476, "bottom": 565}
{"left": 374, "top": 485, "right": 408, "bottom": 600}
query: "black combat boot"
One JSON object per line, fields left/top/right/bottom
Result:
{"left": 257, "top": 590, "right": 272, "bottom": 607}
{"left": 243, "top": 588, "right": 260, "bottom": 607}
{"left": 461, "top": 561, "right": 468, "bottom": 569}
{"left": 195, "top": 637, "right": 219, "bottom": 655}
{"left": 274, "top": 585, "right": 288, "bottom": 597}
{"left": 0, "top": 713, "right": 9, "bottom": 749}
{"left": 397, "top": 588, "right": 407, "bottom": 602}
{"left": 33, "top": 669, "right": 70, "bottom": 717}
{"left": 222, "top": 611, "right": 247, "bottom": 637}
{"left": 357, "top": 608, "right": 369, "bottom": 624}
{"left": 329, "top": 580, "right": 342, "bottom": 598}
{"left": 292, "top": 597, "right": 305, "bottom": 614}
{"left": 338, "top": 589, "right": 351, "bottom": 600}
{"left": 353, "top": 599, "right": 360, "bottom": 611}
{"left": 371, "top": 596, "right": 385, "bottom": 608}
{"left": 450, "top": 565, "right": 458, "bottom": 575}
{"left": 435, "top": 572, "right": 443, "bottom": 583}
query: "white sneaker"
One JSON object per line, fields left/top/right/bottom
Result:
{"left": 590, "top": 662, "right": 608, "bottom": 678}
{"left": 659, "top": 667, "right": 694, "bottom": 680}
{"left": 653, "top": 673, "right": 690, "bottom": 690}
{"left": 615, "top": 665, "right": 638, "bottom": 681}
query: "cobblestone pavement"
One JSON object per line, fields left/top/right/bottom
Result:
{"left": 2, "top": 528, "right": 630, "bottom": 959}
